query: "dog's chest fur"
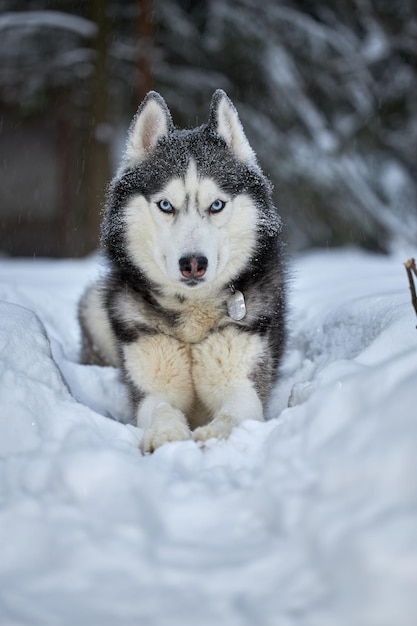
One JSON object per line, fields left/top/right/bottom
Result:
{"left": 116, "top": 288, "right": 228, "bottom": 345}
{"left": 156, "top": 295, "right": 227, "bottom": 344}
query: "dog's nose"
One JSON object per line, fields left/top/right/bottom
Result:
{"left": 179, "top": 255, "right": 208, "bottom": 279}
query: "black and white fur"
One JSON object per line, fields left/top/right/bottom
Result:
{"left": 79, "top": 90, "right": 286, "bottom": 452}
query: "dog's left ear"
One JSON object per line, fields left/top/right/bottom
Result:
{"left": 125, "top": 91, "right": 174, "bottom": 165}
{"left": 208, "top": 90, "right": 257, "bottom": 166}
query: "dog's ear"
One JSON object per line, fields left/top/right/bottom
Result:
{"left": 125, "top": 91, "right": 173, "bottom": 165}
{"left": 208, "top": 90, "right": 257, "bottom": 166}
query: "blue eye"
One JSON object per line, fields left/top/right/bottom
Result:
{"left": 157, "top": 199, "right": 174, "bottom": 214}
{"left": 210, "top": 199, "right": 225, "bottom": 214}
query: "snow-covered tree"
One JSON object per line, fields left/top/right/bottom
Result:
{"left": 153, "top": 0, "right": 417, "bottom": 252}
{"left": 1, "top": 0, "right": 416, "bottom": 254}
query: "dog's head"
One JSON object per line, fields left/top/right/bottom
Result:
{"left": 103, "top": 90, "right": 280, "bottom": 296}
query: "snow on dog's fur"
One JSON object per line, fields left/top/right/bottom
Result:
{"left": 79, "top": 90, "right": 286, "bottom": 452}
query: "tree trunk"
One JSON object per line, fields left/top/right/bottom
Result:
{"left": 138, "top": 0, "right": 153, "bottom": 102}
{"left": 83, "top": 0, "right": 112, "bottom": 254}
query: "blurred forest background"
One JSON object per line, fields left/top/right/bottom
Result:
{"left": 0, "top": 0, "right": 416, "bottom": 257}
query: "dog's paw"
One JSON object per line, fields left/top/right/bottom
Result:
{"left": 141, "top": 406, "right": 191, "bottom": 453}
{"left": 192, "top": 413, "right": 235, "bottom": 443}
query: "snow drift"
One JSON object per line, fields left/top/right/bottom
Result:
{"left": 0, "top": 249, "right": 416, "bottom": 626}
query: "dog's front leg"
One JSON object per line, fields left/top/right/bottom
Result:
{"left": 123, "top": 335, "right": 194, "bottom": 452}
{"left": 191, "top": 327, "right": 265, "bottom": 442}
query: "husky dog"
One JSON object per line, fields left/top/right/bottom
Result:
{"left": 79, "top": 90, "right": 286, "bottom": 452}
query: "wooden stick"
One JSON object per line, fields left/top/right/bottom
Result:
{"left": 404, "top": 258, "right": 417, "bottom": 325}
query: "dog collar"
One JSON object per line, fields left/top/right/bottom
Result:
{"left": 227, "top": 284, "right": 246, "bottom": 321}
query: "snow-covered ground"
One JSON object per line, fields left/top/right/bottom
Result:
{"left": 0, "top": 248, "right": 416, "bottom": 626}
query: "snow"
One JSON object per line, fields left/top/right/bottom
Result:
{"left": 0, "top": 11, "right": 97, "bottom": 39}
{"left": 0, "top": 249, "right": 416, "bottom": 625}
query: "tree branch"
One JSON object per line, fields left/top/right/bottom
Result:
{"left": 404, "top": 258, "right": 417, "bottom": 327}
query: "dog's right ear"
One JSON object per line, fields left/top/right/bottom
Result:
{"left": 125, "top": 91, "right": 173, "bottom": 165}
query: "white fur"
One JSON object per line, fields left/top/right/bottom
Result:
{"left": 190, "top": 325, "right": 264, "bottom": 442}
{"left": 123, "top": 324, "right": 265, "bottom": 451}
{"left": 123, "top": 334, "right": 194, "bottom": 412}
{"left": 125, "top": 96, "right": 171, "bottom": 166}
{"left": 123, "top": 334, "right": 194, "bottom": 453}
{"left": 138, "top": 400, "right": 191, "bottom": 453}
{"left": 124, "top": 160, "right": 258, "bottom": 298}
{"left": 215, "top": 95, "right": 258, "bottom": 166}
{"left": 79, "top": 284, "right": 121, "bottom": 367}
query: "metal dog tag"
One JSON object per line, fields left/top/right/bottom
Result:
{"left": 227, "top": 286, "right": 246, "bottom": 321}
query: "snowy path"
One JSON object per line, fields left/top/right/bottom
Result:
{"left": 0, "top": 249, "right": 416, "bottom": 626}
